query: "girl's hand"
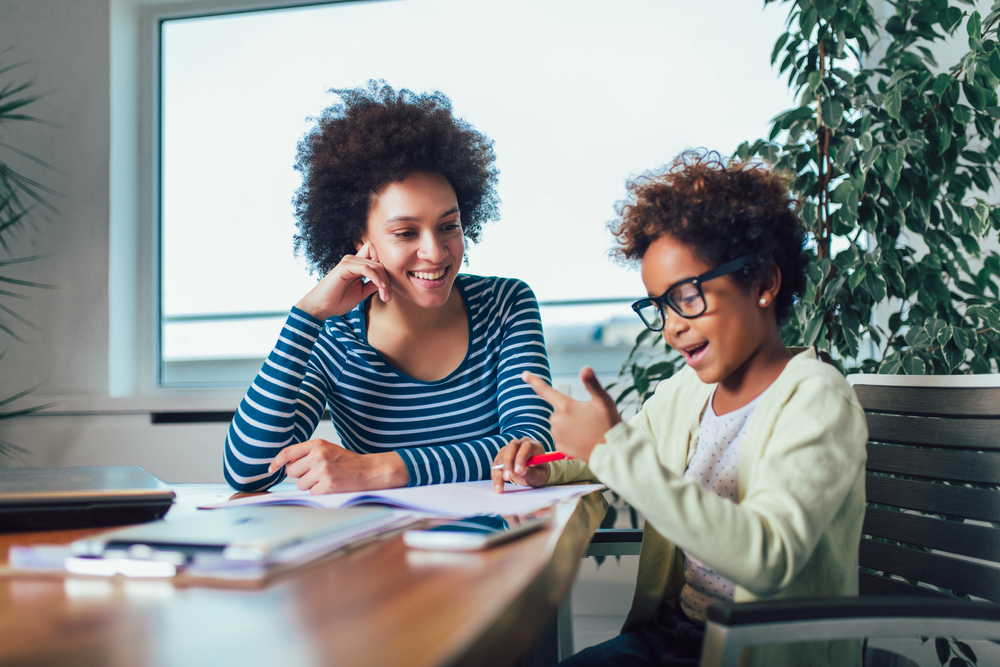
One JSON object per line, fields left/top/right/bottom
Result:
{"left": 268, "top": 439, "right": 409, "bottom": 494}
{"left": 521, "top": 367, "right": 622, "bottom": 463}
{"left": 492, "top": 438, "right": 550, "bottom": 493}
{"left": 295, "top": 241, "right": 392, "bottom": 320}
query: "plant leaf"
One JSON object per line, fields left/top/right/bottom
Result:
{"left": 905, "top": 327, "right": 932, "bottom": 349}
{"left": 861, "top": 145, "right": 882, "bottom": 173}
{"left": 879, "top": 352, "right": 902, "bottom": 374}
{"left": 903, "top": 354, "right": 926, "bottom": 375}
{"left": 771, "top": 32, "right": 791, "bottom": 66}
{"left": 968, "top": 11, "right": 983, "bottom": 38}
{"left": 820, "top": 97, "right": 844, "bottom": 128}
{"left": 963, "top": 81, "right": 986, "bottom": 110}
{"left": 849, "top": 266, "right": 868, "bottom": 291}
{"left": 886, "top": 89, "right": 902, "bottom": 121}
{"left": 803, "top": 314, "right": 825, "bottom": 346}
{"left": 955, "top": 641, "right": 977, "bottom": 662}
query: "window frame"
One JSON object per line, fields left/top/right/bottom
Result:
{"left": 117, "top": 0, "right": 374, "bottom": 396}
{"left": 120, "top": 0, "right": 795, "bottom": 394}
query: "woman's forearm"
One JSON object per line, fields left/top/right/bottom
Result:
{"left": 223, "top": 308, "right": 330, "bottom": 491}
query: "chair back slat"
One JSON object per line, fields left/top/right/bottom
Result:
{"left": 853, "top": 385, "right": 1000, "bottom": 418}
{"left": 850, "top": 378, "right": 1000, "bottom": 605}
{"left": 859, "top": 539, "right": 1000, "bottom": 602}
{"left": 858, "top": 571, "right": 949, "bottom": 598}
{"left": 865, "top": 413, "right": 1000, "bottom": 450}
{"left": 865, "top": 475, "right": 1000, "bottom": 523}
{"left": 867, "top": 443, "right": 1000, "bottom": 484}
{"left": 862, "top": 506, "right": 1000, "bottom": 562}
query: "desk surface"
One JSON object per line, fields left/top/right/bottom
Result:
{"left": 0, "top": 484, "right": 606, "bottom": 667}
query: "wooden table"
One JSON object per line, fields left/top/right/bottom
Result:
{"left": 0, "top": 484, "right": 607, "bottom": 667}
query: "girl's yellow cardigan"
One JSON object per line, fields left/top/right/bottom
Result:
{"left": 549, "top": 349, "right": 868, "bottom": 666}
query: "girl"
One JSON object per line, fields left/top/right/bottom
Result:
{"left": 493, "top": 152, "right": 867, "bottom": 666}
{"left": 225, "top": 83, "right": 552, "bottom": 494}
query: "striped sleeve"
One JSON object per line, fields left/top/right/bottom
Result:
{"left": 395, "top": 280, "right": 555, "bottom": 486}
{"left": 223, "top": 307, "right": 329, "bottom": 492}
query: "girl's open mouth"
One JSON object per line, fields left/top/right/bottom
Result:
{"left": 682, "top": 341, "right": 709, "bottom": 365}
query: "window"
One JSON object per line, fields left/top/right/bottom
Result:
{"left": 159, "top": 0, "right": 794, "bottom": 387}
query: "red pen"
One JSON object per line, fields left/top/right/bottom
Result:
{"left": 491, "top": 451, "right": 572, "bottom": 470}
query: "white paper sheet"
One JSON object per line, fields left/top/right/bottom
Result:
{"left": 201, "top": 480, "right": 605, "bottom": 518}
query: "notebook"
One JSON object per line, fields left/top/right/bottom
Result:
{"left": 0, "top": 466, "right": 176, "bottom": 532}
{"left": 70, "top": 505, "right": 397, "bottom": 563}
{"left": 200, "top": 479, "right": 607, "bottom": 518}
{"left": 58, "top": 505, "right": 408, "bottom": 581}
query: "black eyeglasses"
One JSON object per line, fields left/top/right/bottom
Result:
{"left": 631, "top": 255, "right": 753, "bottom": 331}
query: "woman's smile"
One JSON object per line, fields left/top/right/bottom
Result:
{"left": 409, "top": 266, "right": 449, "bottom": 285}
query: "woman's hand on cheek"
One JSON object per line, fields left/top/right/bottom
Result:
{"left": 268, "top": 439, "right": 409, "bottom": 494}
{"left": 521, "top": 367, "right": 622, "bottom": 464}
{"left": 295, "top": 241, "right": 392, "bottom": 321}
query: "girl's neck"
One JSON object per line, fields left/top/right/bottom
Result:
{"left": 713, "top": 333, "right": 793, "bottom": 415}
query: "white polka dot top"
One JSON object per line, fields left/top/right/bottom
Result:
{"left": 678, "top": 388, "right": 764, "bottom": 624}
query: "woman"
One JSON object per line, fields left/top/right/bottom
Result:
{"left": 224, "top": 82, "right": 553, "bottom": 493}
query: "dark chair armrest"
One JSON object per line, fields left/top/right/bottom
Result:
{"left": 700, "top": 597, "right": 1000, "bottom": 667}
{"left": 585, "top": 528, "right": 643, "bottom": 557}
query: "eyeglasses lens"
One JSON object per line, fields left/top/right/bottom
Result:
{"left": 667, "top": 283, "right": 705, "bottom": 318}
{"left": 636, "top": 301, "right": 664, "bottom": 331}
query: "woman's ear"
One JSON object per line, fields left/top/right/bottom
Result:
{"left": 756, "top": 263, "right": 782, "bottom": 309}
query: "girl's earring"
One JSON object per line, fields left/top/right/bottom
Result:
{"left": 759, "top": 298, "right": 768, "bottom": 306}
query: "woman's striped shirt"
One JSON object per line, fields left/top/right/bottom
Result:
{"left": 224, "top": 275, "right": 554, "bottom": 491}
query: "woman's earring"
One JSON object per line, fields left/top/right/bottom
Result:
{"left": 759, "top": 298, "right": 768, "bottom": 306}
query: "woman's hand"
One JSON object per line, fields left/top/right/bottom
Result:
{"left": 521, "top": 366, "right": 622, "bottom": 463}
{"left": 295, "top": 241, "right": 392, "bottom": 321}
{"left": 268, "top": 439, "right": 409, "bottom": 494}
{"left": 492, "top": 438, "right": 550, "bottom": 493}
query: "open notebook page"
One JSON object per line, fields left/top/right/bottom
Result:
{"left": 200, "top": 480, "right": 605, "bottom": 519}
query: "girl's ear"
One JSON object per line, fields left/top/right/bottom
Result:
{"left": 756, "top": 263, "right": 782, "bottom": 309}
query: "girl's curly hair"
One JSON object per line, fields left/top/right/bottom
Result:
{"left": 611, "top": 150, "right": 807, "bottom": 322}
{"left": 293, "top": 81, "right": 500, "bottom": 274}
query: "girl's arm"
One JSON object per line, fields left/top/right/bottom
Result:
{"left": 591, "top": 372, "right": 867, "bottom": 596}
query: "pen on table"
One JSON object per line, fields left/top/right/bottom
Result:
{"left": 491, "top": 452, "right": 572, "bottom": 470}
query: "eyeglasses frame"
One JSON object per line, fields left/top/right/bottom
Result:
{"left": 631, "top": 255, "right": 754, "bottom": 331}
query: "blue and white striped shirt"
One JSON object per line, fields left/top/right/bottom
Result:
{"left": 224, "top": 275, "right": 554, "bottom": 491}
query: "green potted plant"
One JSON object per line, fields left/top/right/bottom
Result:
{"left": 0, "top": 50, "right": 59, "bottom": 460}
{"left": 616, "top": 0, "right": 1000, "bottom": 409}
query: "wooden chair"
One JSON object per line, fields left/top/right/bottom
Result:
{"left": 700, "top": 374, "right": 1000, "bottom": 666}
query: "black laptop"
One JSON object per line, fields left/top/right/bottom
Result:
{"left": 0, "top": 466, "right": 175, "bottom": 532}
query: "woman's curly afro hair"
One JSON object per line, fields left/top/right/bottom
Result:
{"left": 293, "top": 81, "right": 500, "bottom": 275}
{"left": 611, "top": 150, "right": 807, "bottom": 322}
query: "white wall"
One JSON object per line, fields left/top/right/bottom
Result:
{"left": 0, "top": 0, "right": 111, "bottom": 396}
{"left": 0, "top": 0, "right": 254, "bottom": 476}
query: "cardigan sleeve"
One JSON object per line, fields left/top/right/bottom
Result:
{"left": 588, "top": 366, "right": 867, "bottom": 597}
{"left": 223, "top": 307, "right": 330, "bottom": 492}
{"left": 396, "top": 280, "right": 555, "bottom": 486}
